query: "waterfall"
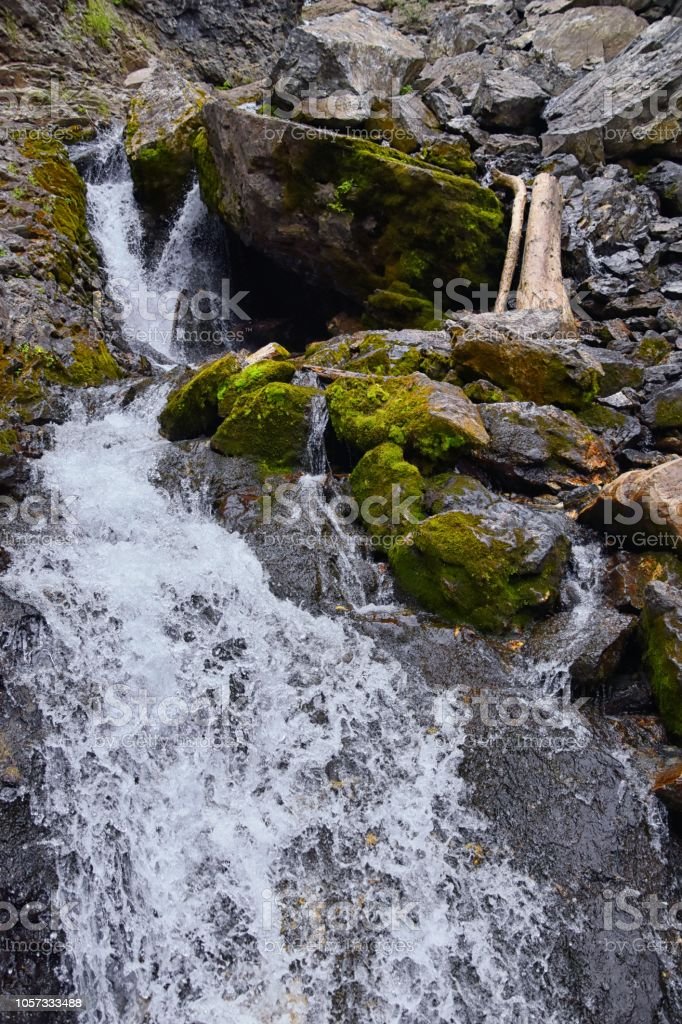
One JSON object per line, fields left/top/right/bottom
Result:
{"left": 72, "top": 128, "right": 230, "bottom": 362}
{"left": 3, "top": 132, "right": 679, "bottom": 1024}
{"left": 5, "top": 385, "right": 573, "bottom": 1023}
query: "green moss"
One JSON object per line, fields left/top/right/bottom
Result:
{"left": 463, "top": 380, "right": 509, "bottom": 403}
{"left": 306, "top": 333, "right": 450, "bottom": 379}
{"left": 270, "top": 128, "right": 504, "bottom": 329}
{"left": 349, "top": 443, "right": 425, "bottom": 547}
{"left": 642, "top": 600, "right": 682, "bottom": 739}
{"left": 217, "top": 359, "right": 296, "bottom": 417}
{"left": 389, "top": 510, "right": 569, "bottom": 631}
{"left": 326, "top": 373, "right": 485, "bottom": 461}
{"left": 452, "top": 331, "right": 601, "bottom": 410}
{"left": 0, "top": 340, "right": 122, "bottom": 423}
{"left": 125, "top": 91, "right": 207, "bottom": 210}
{"left": 419, "top": 139, "right": 476, "bottom": 178}
{"left": 210, "top": 382, "right": 320, "bottom": 472}
{"left": 0, "top": 428, "right": 18, "bottom": 456}
{"left": 158, "top": 353, "right": 242, "bottom": 441}
{"left": 82, "top": 0, "right": 121, "bottom": 48}
{"left": 650, "top": 395, "right": 682, "bottom": 430}
{"left": 193, "top": 127, "right": 225, "bottom": 215}
{"left": 576, "top": 405, "right": 628, "bottom": 432}
{"left": 18, "top": 135, "right": 94, "bottom": 288}
{"left": 637, "top": 334, "right": 671, "bottom": 366}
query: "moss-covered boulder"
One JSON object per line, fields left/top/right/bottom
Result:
{"left": 450, "top": 310, "right": 603, "bottom": 409}
{"left": 125, "top": 69, "right": 208, "bottom": 211}
{"left": 305, "top": 329, "right": 452, "bottom": 380}
{"left": 0, "top": 339, "right": 122, "bottom": 425}
{"left": 475, "top": 401, "right": 617, "bottom": 492}
{"left": 389, "top": 474, "right": 571, "bottom": 630}
{"left": 217, "top": 359, "right": 296, "bottom": 418}
{"left": 158, "top": 353, "right": 242, "bottom": 441}
{"left": 349, "top": 443, "right": 426, "bottom": 547}
{"left": 210, "top": 382, "right": 321, "bottom": 473}
{"left": 199, "top": 102, "right": 505, "bottom": 328}
{"left": 642, "top": 383, "right": 682, "bottom": 430}
{"left": 641, "top": 582, "right": 682, "bottom": 739}
{"left": 326, "top": 372, "right": 489, "bottom": 459}
{"left": 576, "top": 404, "right": 642, "bottom": 455}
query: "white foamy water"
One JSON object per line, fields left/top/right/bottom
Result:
{"left": 73, "top": 129, "right": 224, "bottom": 360}
{"left": 7, "top": 387, "right": 571, "bottom": 1023}
{"left": 1, "top": 129, "right": 623, "bottom": 1023}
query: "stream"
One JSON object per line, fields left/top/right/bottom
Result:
{"left": 3, "top": 132, "right": 682, "bottom": 1024}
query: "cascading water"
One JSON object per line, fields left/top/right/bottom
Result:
{"left": 5, "top": 136, "right": 680, "bottom": 1024}
{"left": 73, "top": 128, "right": 230, "bottom": 362}
{"left": 7, "top": 384, "right": 578, "bottom": 1024}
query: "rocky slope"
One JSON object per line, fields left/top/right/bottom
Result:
{"left": 3, "top": 0, "right": 682, "bottom": 1016}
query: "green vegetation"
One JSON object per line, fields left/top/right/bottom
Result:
{"left": 82, "top": 0, "right": 121, "bottom": 48}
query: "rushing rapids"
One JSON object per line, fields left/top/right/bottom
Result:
{"left": 3, "top": 135, "right": 682, "bottom": 1024}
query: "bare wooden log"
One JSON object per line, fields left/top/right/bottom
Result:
{"left": 302, "top": 364, "right": 369, "bottom": 381}
{"left": 491, "top": 168, "right": 527, "bottom": 315}
{"left": 516, "top": 172, "right": 576, "bottom": 329}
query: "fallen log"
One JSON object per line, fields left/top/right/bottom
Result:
{"left": 515, "top": 172, "right": 576, "bottom": 330}
{"left": 491, "top": 169, "right": 527, "bottom": 315}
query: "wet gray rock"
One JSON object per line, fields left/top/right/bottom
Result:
{"left": 642, "top": 381, "right": 682, "bottom": 428}
{"left": 543, "top": 17, "right": 682, "bottom": 164}
{"left": 561, "top": 168, "right": 661, "bottom": 288}
{"left": 592, "top": 350, "right": 646, "bottom": 396}
{"left": 305, "top": 328, "right": 452, "bottom": 378}
{"left": 272, "top": 8, "right": 424, "bottom": 123}
{"left": 125, "top": 0, "right": 303, "bottom": 84}
{"left": 647, "top": 160, "right": 682, "bottom": 215}
{"left": 475, "top": 401, "right": 617, "bottom": 492}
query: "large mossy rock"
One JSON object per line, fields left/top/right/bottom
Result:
{"left": 349, "top": 442, "right": 426, "bottom": 547}
{"left": 210, "top": 382, "right": 321, "bottom": 473}
{"left": 580, "top": 458, "right": 682, "bottom": 553}
{"left": 199, "top": 103, "right": 505, "bottom": 328}
{"left": 475, "top": 401, "right": 617, "bottom": 492}
{"left": 326, "top": 372, "right": 489, "bottom": 459}
{"left": 158, "top": 353, "right": 242, "bottom": 441}
{"left": 390, "top": 474, "right": 571, "bottom": 631}
{"left": 305, "top": 329, "right": 452, "bottom": 379}
{"left": 216, "top": 359, "right": 296, "bottom": 418}
{"left": 450, "top": 310, "right": 603, "bottom": 409}
{"left": 641, "top": 582, "right": 682, "bottom": 739}
{"left": 125, "top": 69, "right": 208, "bottom": 211}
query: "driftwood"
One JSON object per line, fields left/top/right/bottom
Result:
{"left": 515, "top": 172, "right": 575, "bottom": 328}
{"left": 302, "top": 364, "right": 369, "bottom": 381}
{"left": 491, "top": 169, "right": 527, "bottom": 315}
